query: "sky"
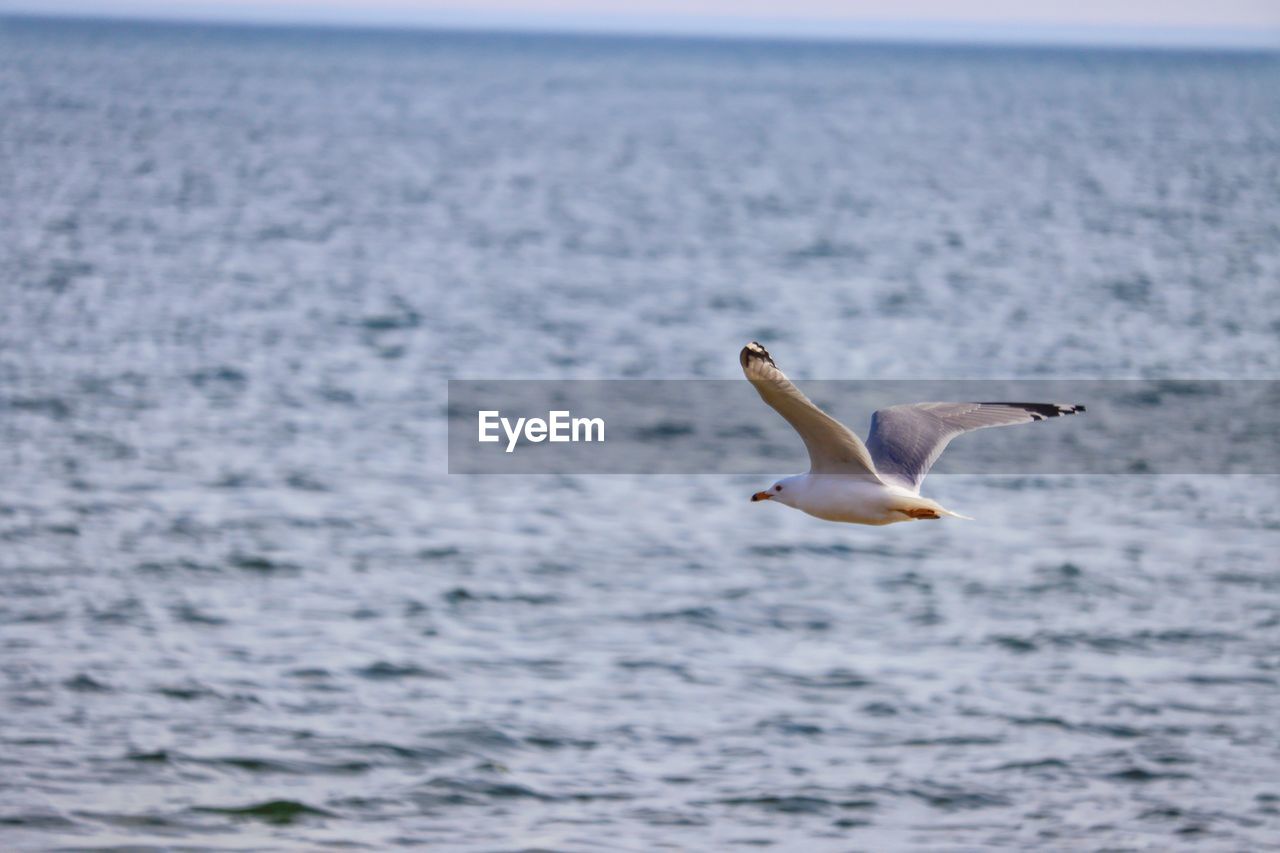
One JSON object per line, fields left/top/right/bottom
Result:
{"left": 2, "top": 0, "right": 1278, "bottom": 47}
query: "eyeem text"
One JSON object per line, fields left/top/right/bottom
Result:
{"left": 478, "top": 410, "right": 605, "bottom": 453}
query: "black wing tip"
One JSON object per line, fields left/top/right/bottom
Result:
{"left": 740, "top": 341, "right": 775, "bottom": 369}
{"left": 978, "top": 402, "right": 1086, "bottom": 421}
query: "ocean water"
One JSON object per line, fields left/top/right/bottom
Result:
{"left": 2, "top": 16, "right": 1279, "bottom": 851}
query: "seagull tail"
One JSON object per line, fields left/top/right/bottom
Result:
{"left": 898, "top": 496, "right": 974, "bottom": 521}
{"left": 918, "top": 499, "right": 974, "bottom": 521}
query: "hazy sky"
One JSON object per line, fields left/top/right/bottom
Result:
{"left": 4, "top": 0, "right": 1279, "bottom": 47}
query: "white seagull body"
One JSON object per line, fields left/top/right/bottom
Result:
{"left": 741, "top": 342, "right": 1084, "bottom": 525}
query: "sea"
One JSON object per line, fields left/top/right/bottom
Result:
{"left": 1, "top": 15, "right": 1279, "bottom": 851}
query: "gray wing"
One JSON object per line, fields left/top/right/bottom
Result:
{"left": 866, "top": 401, "right": 1085, "bottom": 492}
{"left": 740, "top": 342, "right": 880, "bottom": 479}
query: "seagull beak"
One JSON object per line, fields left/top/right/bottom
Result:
{"left": 751, "top": 491, "right": 772, "bottom": 502}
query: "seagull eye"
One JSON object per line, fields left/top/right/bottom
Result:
{"left": 775, "top": 485, "right": 783, "bottom": 492}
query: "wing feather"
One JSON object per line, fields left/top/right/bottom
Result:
{"left": 866, "top": 401, "right": 1085, "bottom": 492}
{"left": 739, "top": 342, "right": 880, "bottom": 478}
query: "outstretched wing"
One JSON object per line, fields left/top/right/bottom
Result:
{"left": 866, "top": 401, "right": 1085, "bottom": 492}
{"left": 739, "top": 342, "right": 880, "bottom": 478}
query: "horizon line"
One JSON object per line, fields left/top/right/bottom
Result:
{"left": 2, "top": 7, "right": 1278, "bottom": 51}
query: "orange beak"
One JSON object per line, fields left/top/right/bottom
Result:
{"left": 751, "top": 491, "right": 772, "bottom": 502}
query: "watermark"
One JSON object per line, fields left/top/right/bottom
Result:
{"left": 478, "top": 410, "right": 605, "bottom": 453}
{"left": 448, "top": 380, "right": 1279, "bottom": 475}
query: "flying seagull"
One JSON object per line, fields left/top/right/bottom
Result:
{"left": 741, "top": 342, "right": 1084, "bottom": 525}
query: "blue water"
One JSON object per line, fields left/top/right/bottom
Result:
{"left": 1, "top": 16, "right": 1278, "bottom": 850}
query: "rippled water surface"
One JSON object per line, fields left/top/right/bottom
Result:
{"left": 2, "top": 17, "right": 1279, "bottom": 851}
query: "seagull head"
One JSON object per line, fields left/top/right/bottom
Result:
{"left": 751, "top": 475, "right": 802, "bottom": 505}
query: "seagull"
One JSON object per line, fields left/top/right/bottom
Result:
{"left": 741, "top": 342, "right": 1084, "bottom": 525}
